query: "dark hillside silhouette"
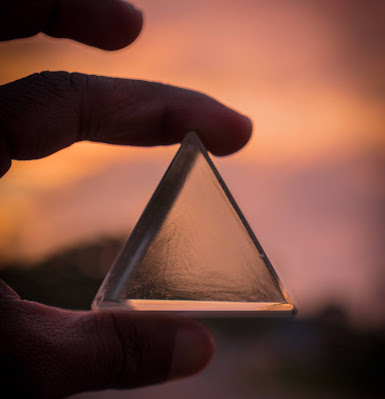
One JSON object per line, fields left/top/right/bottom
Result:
{"left": 0, "top": 236, "right": 125, "bottom": 309}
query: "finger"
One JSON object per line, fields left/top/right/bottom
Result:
{"left": 0, "top": 279, "right": 20, "bottom": 299}
{"left": 0, "top": 280, "right": 215, "bottom": 399}
{"left": 0, "top": 72, "right": 252, "bottom": 176}
{"left": 0, "top": 0, "right": 143, "bottom": 50}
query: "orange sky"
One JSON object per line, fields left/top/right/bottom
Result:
{"left": 1, "top": 0, "right": 384, "bottom": 219}
{"left": 1, "top": 0, "right": 384, "bottom": 161}
{"left": 1, "top": 0, "right": 384, "bottom": 324}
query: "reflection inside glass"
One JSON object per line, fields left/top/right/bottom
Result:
{"left": 92, "top": 132, "right": 294, "bottom": 315}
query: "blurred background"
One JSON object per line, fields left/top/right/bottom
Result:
{"left": 1, "top": 0, "right": 384, "bottom": 397}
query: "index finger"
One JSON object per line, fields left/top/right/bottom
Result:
{"left": 0, "top": 0, "right": 143, "bottom": 50}
{"left": 0, "top": 72, "right": 252, "bottom": 176}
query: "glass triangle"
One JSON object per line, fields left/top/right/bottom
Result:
{"left": 92, "top": 132, "right": 294, "bottom": 315}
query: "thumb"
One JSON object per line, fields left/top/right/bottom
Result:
{"left": 0, "top": 280, "right": 215, "bottom": 399}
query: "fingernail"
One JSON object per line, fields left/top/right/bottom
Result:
{"left": 169, "top": 322, "right": 215, "bottom": 380}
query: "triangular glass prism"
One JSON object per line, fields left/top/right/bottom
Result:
{"left": 92, "top": 132, "right": 294, "bottom": 315}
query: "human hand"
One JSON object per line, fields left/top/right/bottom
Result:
{"left": 0, "top": 0, "right": 252, "bottom": 177}
{"left": 0, "top": 1, "right": 252, "bottom": 398}
{"left": 0, "top": 280, "right": 217, "bottom": 398}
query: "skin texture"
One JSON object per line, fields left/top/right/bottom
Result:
{"left": 0, "top": 1, "right": 252, "bottom": 398}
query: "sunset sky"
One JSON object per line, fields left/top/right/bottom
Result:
{"left": 1, "top": 0, "right": 384, "bottom": 325}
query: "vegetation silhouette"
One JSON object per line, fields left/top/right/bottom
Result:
{"left": 0, "top": 236, "right": 125, "bottom": 309}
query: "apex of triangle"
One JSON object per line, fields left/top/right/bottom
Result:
{"left": 92, "top": 131, "right": 294, "bottom": 316}
{"left": 180, "top": 131, "right": 209, "bottom": 153}
{"left": 182, "top": 130, "right": 201, "bottom": 145}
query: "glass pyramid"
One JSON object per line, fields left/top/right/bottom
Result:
{"left": 92, "top": 132, "right": 294, "bottom": 315}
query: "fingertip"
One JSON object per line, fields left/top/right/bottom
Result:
{"left": 0, "top": 136, "right": 11, "bottom": 178}
{"left": 103, "top": 2, "right": 144, "bottom": 51}
{"left": 239, "top": 113, "right": 254, "bottom": 148}
{"left": 44, "top": 0, "right": 144, "bottom": 51}
{"left": 0, "top": 157, "right": 11, "bottom": 178}
{"left": 208, "top": 111, "right": 253, "bottom": 156}
{"left": 169, "top": 320, "right": 216, "bottom": 381}
{"left": 226, "top": 112, "right": 253, "bottom": 155}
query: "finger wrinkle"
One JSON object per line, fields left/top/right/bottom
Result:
{"left": 77, "top": 312, "right": 126, "bottom": 388}
{"left": 108, "top": 313, "right": 157, "bottom": 387}
{"left": 68, "top": 72, "right": 89, "bottom": 142}
{"left": 109, "top": 313, "right": 135, "bottom": 386}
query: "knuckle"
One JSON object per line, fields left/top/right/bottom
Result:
{"left": 0, "top": 71, "right": 82, "bottom": 159}
{"left": 24, "top": 71, "right": 74, "bottom": 98}
{"left": 37, "top": 71, "right": 90, "bottom": 142}
{"left": 34, "top": 71, "right": 86, "bottom": 113}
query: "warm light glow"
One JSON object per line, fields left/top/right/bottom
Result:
{"left": 1, "top": 0, "right": 384, "bottom": 324}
